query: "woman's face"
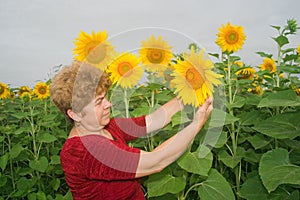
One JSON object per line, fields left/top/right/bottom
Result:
{"left": 79, "top": 92, "right": 112, "bottom": 130}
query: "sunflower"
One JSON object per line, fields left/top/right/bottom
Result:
{"left": 216, "top": 22, "right": 246, "bottom": 53}
{"left": 0, "top": 82, "right": 10, "bottom": 99}
{"left": 73, "top": 30, "right": 115, "bottom": 71}
{"left": 18, "top": 86, "right": 32, "bottom": 99}
{"left": 234, "top": 61, "right": 243, "bottom": 68}
{"left": 259, "top": 58, "right": 276, "bottom": 73}
{"left": 139, "top": 35, "right": 173, "bottom": 72}
{"left": 294, "top": 88, "right": 300, "bottom": 96}
{"left": 33, "top": 82, "right": 50, "bottom": 100}
{"left": 235, "top": 67, "right": 256, "bottom": 80}
{"left": 107, "top": 52, "right": 144, "bottom": 89}
{"left": 171, "top": 48, "right": 222, "bottom": 107}
{"left": 248, "top": 84, "right": 264, "bottom": 95}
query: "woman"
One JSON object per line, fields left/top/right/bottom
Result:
{"left": 50, "top": 61, "right": 213, "bottom": 200}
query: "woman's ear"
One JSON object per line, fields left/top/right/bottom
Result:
{"left": 67, "top": 109, "right": 81, "bottom": 122}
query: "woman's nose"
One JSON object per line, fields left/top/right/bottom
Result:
{"left": 103, "top": 98, "right": 112, "bottom": 108}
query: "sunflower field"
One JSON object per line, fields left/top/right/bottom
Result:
{"left": 1, "top": 19, "right": 300, "bottom": 200}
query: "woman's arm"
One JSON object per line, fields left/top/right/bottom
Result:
{"left": 135, "top": 97, "right": 213, "bottom": 178}
{"left": 145, "top": 97, "right": 183, "bottom": 134}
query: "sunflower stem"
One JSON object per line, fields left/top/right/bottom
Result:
{"left": 147, "top": 75, "right": 156, "bottom": 151}
{"left": 151, "top": 90, "right": 155, "bottom": 108}
{"left": 227, "top": 53, "right": 240, "bottom": 196}
{"left": 123, "top": 89, "right": 129, "bottom": 118}
{"left": 276, "top": 44, "right": 281, "bottom": 88}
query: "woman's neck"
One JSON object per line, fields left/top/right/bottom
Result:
{"left": 69, "top": 124, "right": 113, "bottom": 140}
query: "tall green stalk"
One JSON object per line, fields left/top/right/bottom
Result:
{"left": 226, "top": 53, "right": 240, "bottom": 196}
{"left": 123, "top": 89, "right": 129, "bottom": 118}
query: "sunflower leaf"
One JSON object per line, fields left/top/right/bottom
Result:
{"left": 270, "top": 25, "right": 281, "bottom": 31}
{"left": 272, "top": 35, "right": 289, "bottom": 47}
{"left": 146, "top": 173, "right": 186, "bottom": 197}
{"left": 258, "top": 89, "right": 300, "bottom": 107}
{"left": 252, "top": 113, "right": 300, "bottom": 139}
{"left": 177, "top": 146, "right": 213, "bottom": 176}
{"left": 239, "top": 174, "right": 269, "bottom": 200}
{"left": 259, "top": 148, "right": 300, "bottom": 193}
{"left": 197, "top": 169, "right": 235, "bottom": 200}
{"left": 208, "top": 109, "right": 239, "bottom": 127}
{"left": 255, "top": 52, "right": 273, "bottom": 58}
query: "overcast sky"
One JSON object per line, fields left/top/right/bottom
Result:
{"left": 1, "top": 0, "right": 299, "bottom": 87}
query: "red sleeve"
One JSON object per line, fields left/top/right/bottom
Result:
{"left": 80, "top": 135, "right": 140, "bottom": 181}
{"left": 107, "top": 116, "right": 147, "bottom": 141}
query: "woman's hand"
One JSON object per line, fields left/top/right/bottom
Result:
{"left": 192, "top": 96, "right": 214, "bottom": 131}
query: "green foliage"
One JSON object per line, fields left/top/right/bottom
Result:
{"left": 0, "top": 98, "right": 72, "bottom": 199}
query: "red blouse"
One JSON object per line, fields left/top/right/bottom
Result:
{"left": 60, "top": 116, "right": 147, "bottom": 200}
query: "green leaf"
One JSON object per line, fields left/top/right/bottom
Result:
{"left": 259, "top": 148, "right": 300, "bottom": 193}
{"left": 50, "top": 155, "right": 61, "bottom": 165}
{"left": 201, "top": 129, "right": 227, "bottom": 149}
{"left": 245, "top": 94, "right": 262, "bottom": 106}
{"left": 256, "top": 52, "right": 273, "bottom": 58}
{"left": 282, "top": 139, "right": 300, "bottom": 151}
{"left": 269, "top": 188, "right": 299, "bottom": 200}
{"left": 238, "top": 110, "right": 261, "bottom": 125}
{"left": 209, "top": 53, "right": 220, "bottom": 59}
{"left": 10, "top": 112, "right": 29, "bottom": 119}
{"left": 0, "top": 153, "right": 8, "bottom": 171}
{"left": 36, "top": 132, "right": 57, "bottom": 143}
{"left": 247, "top": 134, "right": 272, "bottom": 149}
{"left": 16, "top": 177, "right": 36, "bottom": 193}
{"left": 147, "top": 173, "right": 186, "bottom": 197}
{"left": 198, "top": 169, "right": 235, "bottom": 200}
{"left": 252, "top": 112, "right": 300, "bottom": 139}
{"left": 50, "top": 178, "right": 60, "bottom": 191}
{"left": 244, "top": 149, "right": 262, "bottom": 163}
{"left": 15, "top": 126, "right": 31, "bottom": 135}
{"left": 36, "top": 191, "right": 47, "bottom": 200}
{"left": 277, "top": 65, "right": 300, "bottom": 74}
{"left": 230, "top": 96, "right": 246, "bottom": 108}
{"left": 239, "top": 175, "right": 269, "bottom": 200}
{"left": 29, "top": 156, "right": 48, "bottom": 173}
{"left": 283, "top": 54, "right": 299, "bottom": 63}
{"left": 270, "top": 25, "right": 281, "bottom": 31}
{"left": 272, "top": 35, "right": 289, "bottom": 47}
{"left": 208, "top": 109, "right": 239, "bottom": 128}
{"left": 258, "top": 89, "right": 300, "bottom": 107}
{"left": 0, "top": 176, "right": 7, "bottom": 187}
{"left": 218, "top": 148, "right": 243, "bottom": 169}
{"left": 9, "top": 143, "right": 24, "bottom": 159}
{"left": 177, "top": 146, "right": 213, "bottom": 176}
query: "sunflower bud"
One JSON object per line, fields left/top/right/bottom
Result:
{"left": 285, "top": 18, "right": 298, "bottom": 35}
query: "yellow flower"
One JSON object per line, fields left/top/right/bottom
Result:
{"left": 279, "top": 73, "right": 285, "bottom": 78}
{"left": 297, "top": 44, "right": 300, "bottom": 56}
{"left": 107, "top": 52, "right": 144, "bottom": 89}
{"left": 248, "top": 85, "right": 264, "bottom": 95}
{"left": 295, "top": 88, "right": 300, "bottom": 96}
{"left": 215, "top": 22, "right": 246, "bottom": 53}
{"left": 234, "top": 61, "right": 243, "bottom": 67}
{"left": 73, "top": 30, "right": 115, "bottom": 71}
{"left": 259, "top": 58, "right": 276, "bottom": 73}
{"left": 235, "top": 67, "right": 256, "bottom": 80}
{"left": 171, "top": 48, "right": 222, "bottom": 107}
{"left": 18, "top": 86, "right": 32, "bottom": 99}
{"left": 139, "top": 35, "right": 173, "bottom": 72}
{"left": 33, "top": 82, "right": 50, "bottom": 100}
{"left": 0, "top": 82, "right": 10, "bottom": 99}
